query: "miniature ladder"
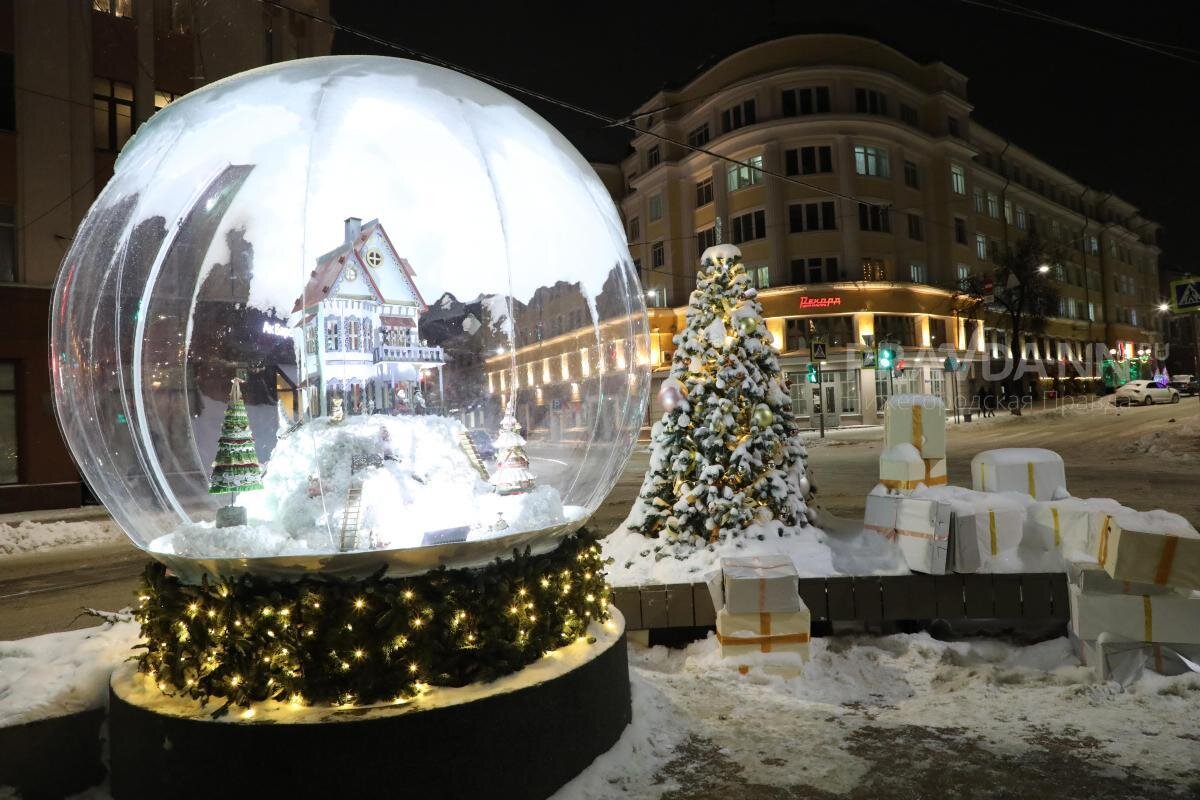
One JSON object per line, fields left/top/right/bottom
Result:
{"left": 339, "top": 478, "right": 364, "bottom": 552}
{"left": 457, "top": 431, "right": 491, "bottom": 480}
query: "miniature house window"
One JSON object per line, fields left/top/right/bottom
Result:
{"left": 346, "top": 317, "right": 361, "bottom": 350}
{"left": 365, "top": 248, "right": 383, "bottom": 268}
{"left": 305, "top": 323, "right": 318, "bottom": 354}
{"left": 325, "top": 318, "right": 340, "bottom": 351}
{"left": 363, "top": 319, "right": 373, "bottom": 351}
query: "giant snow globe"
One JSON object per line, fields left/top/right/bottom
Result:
{"left": 50, "top": 56, "right": 650, "bottom": 580}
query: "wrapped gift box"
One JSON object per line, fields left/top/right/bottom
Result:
{"left": 1093, "top": 511, "right": 1200, "bottom": 592}
{"left": 971, "top": 448, "right": 1066, "bottom": 500}
{"left": 1067, "top": 560, "right": 1176, "bottom": 597}
{"left": 953, "top": 507, "right": 1024, "bottom": 573}
{"left": 864, "top": 492, "right": 952, "bottom": 574}
{"left": 1025, "top": 497, "right": 1131, "bottom": 554}
{"left": 716, "top": 606, "right": 810, "bottom": 659}
{"left": 719, "top": 556, "right": 801, "bottom": 614}
{"left": 883, "top": 394, "right": 946, "bottom": 460}
{"left": 1069, "top": 585, "right": 1200, "bottom": 643}
{"left": 1071, "top": 632, "right": 1200, "bottom": 680}
{"left": 879, "top": 443, "right": 924, "bottom": 491}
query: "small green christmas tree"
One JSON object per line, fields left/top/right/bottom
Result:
{"left": 209, "top": 378, "right": 263, "bottom": 522}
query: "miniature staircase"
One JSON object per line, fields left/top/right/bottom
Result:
{"left": 458, "top": 431, "right": 491, "bottom": 480}
{"left": 339, "top": 479, "right": 364, "bottom": 552}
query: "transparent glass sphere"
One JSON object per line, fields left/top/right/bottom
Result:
{"left": 50, "top": 56, "right": 649, "bottom": 577}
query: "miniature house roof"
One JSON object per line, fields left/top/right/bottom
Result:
{"left": 292, "top": 218, "right": 428, "bottom": 313}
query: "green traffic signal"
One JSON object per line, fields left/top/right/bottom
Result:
{"left": 806, "top": 363, "right": 818, "bottom": 383}
{"left": 877, "top": 345, "right": 894, "bottom": 369}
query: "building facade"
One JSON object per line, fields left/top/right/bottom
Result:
{"left": 611, "top": 34, "right": 1163, "bottom": 425}
{"left": 293, "top": 217, "right": 445, "bottom": 418}
{"left": 0, "top": 0, "right": 331, "bottom": 511}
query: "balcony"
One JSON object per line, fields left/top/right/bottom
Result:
{"left": 374, "top": 344, "right": 446, "bottom": 365}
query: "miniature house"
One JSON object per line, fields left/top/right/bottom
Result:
{"left": 293, "top": 217, "right": 446, "bottom": 417}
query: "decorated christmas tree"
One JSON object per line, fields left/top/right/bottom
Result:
{"left": 209, "top": 378, "right": 263, "bottom": 526}
{"left": 632, "top": 244, "right": 812, "bottom": 551}
{"left": 489, "top": 406, "right": 536, "bottom": 495}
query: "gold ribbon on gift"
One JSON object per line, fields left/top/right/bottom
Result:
{"left": 716, "top": 631, "right": 811, "bottom": 649}
{"left": 1143, "top": 595, "right": 1154, "bottom": 642}
{"left": 988, "top": 510, "right": 998, "bottom": 556}
{"left": 879, "top": 474, "right": 947, "bottom": 491}
{"left": 1097, "top": 515, "right": 1111, "bottom": 567}
{"left": 1154, "top": 535, "right": 1180, "bottom": 586}
{"left": 716, "top": 612, "right": 810, "bottom": 653}
{"left": 1050, "top": 507, "right": 1061, "bottom": 548}
{"left": 978, "top": 462, "right": 987, "bottom": 491}
{"left": 1027, "top": 462, "right": 1036, "bottom": 497}
{"left": 865, "top": 523, "right": 944, "bottom": 542}
{"left": 912, "top": 404, "right": 923, "bottom": 452}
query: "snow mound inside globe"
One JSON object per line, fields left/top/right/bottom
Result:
{"left": 49, "top": 56, "right": 649, "bottom": 577}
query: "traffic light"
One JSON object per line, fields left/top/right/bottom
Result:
{"left": 806, "top": 363, "right": 818, "bottom": 383}
{"left": 877, "top": 344, "right": 895, "bottom": 370}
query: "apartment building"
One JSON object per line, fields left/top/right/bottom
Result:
{"left": 0, "top": 0, "right": 331, "bottom": 511}
{"left": 610, "top": 34, "right": 1162, "bottom": 426}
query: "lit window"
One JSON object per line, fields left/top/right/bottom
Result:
{"left": 975, "top": 233, "right": 987, "bottom": 260}
{"left": 853, "top": 145, "right": 890, "bottom": 178}
{"left": 726, "top": 154, "right": 763, "bottom": 191}
{"left": 950, "top": 164, "right": 966, "bottom": 195}
{"left": 93, "top": 0, "right": 133, "bottom": 17}
{"left": 1016, "top": 206, "right": 1027, "bottom": 229}
{"left": 910, "top": 263, "right": 927, "bottom": 283}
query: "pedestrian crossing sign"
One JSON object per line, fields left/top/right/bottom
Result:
{"left": 812, "top": 341, "right": 828, "bottom": 360}
{"left": 1171, "top": 278, "right": 1200, "bottom": 312}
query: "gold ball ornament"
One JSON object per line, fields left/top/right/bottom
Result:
{"left": 736, "top": 315, "right": 759, "bottom": 335}
{"left": 752, "top": 404, "right": 775, "bottom": 428}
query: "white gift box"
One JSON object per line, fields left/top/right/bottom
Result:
{"left": 864, "top": 492, "right": 952, "bottom": 574}
{"left": 1069, "top": 585, "right": 1200, "bottom": 643}
{"left": 1089, "top": 511, "right": 1200, "bottom": 593}
{"left": 1025, "top": 498, "right": 1131, "bottom": 554}
{"left": 879, "top": 444, "right": 925, "bottom": 490}
{"left": 719, "top": 556, "right": 801, "bottom": 614}
{"left": 716, "top": 606, "right": 811, "bottom": 659}
{"left": 883, "top": 394, "right": 946, "bottom": 460}
{"left": 952, "top": 507, "right": 1024, "bottom": 573}
{"left": 1066, "top": 560, "right": 1176, "bottom": 597}
{"left": 1071, "top": 632, "right": 1200, "bottom": 680}
{"left": 971, "top": 448, "right": 1066, "bottom": 500}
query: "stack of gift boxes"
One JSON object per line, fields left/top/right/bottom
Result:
{"left": 862, "top": 393, "right": 1200, "bottom": 679}
{"left": 709, "top": 556, "right": 811, "bottom": 667}
{"left": 1062, "top": 509, "right": 1200, "bottom": 680}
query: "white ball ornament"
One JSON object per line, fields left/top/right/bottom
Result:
{"left": 736, "top": 315, "right": 759, "bottom": 336}
{"left": 658, "top": 378, "right": 687, "bottom": 413}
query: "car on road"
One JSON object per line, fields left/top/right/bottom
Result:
{"left": 466, "top": 428, "right": 497, "bottom": 460}
{"left": 1112, "top": 380, "right": 1180, "bottom": 406}
{"left": 1168, "top": 374, "right": 1199, "bottom": 396}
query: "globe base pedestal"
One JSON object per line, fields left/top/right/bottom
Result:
{"left": 108, "top": 613, "right": 629, "bottom": 800}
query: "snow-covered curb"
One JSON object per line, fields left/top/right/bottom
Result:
{"left": 0, "top": 519, "right": 125, "bottom": 556}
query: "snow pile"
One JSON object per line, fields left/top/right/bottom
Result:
{"left": 0, "top": 518, "right": 124, "bottom": 555}
{"left": 910, "top": 484, "right": 1033, "bottom": 516}
{"left": 0, "top": 620, "right": 139, "bottom": 726}
{"left": 603, "top": 517, "right": 836, "bottom": 585}
{"left": 1123, "top": 418, "right": 1200, "bottom": 461}
{"left": 150, "top": 414, "right": 575, "bottom": 559}
{"left": 1110, "top": 508, "right": 1198, "bottom": 537}
{"left": 552, "top": 633, "right": 1200, "bottom": 797}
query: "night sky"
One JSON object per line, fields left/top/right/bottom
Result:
{"left": 329, "top": 0, "right": 1196, "bottom": 275}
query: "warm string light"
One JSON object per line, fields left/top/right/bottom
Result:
{"left": 134, "top": 536, "right": 609, "bottom": 717}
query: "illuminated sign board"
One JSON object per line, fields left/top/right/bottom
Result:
{"left": 798, "top": 296, "right": 843, "bottom": 310}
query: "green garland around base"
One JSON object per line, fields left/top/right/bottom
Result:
{"left": 135, "top": 534, "right": 609, "bottom": 714}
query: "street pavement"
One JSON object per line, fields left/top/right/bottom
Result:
{"left": 2, "top": 397, "right": 1197, "bottom": 640}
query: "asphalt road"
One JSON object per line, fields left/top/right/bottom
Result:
{"left": 2, "top": 396, "right": 1196, "bottom": 641}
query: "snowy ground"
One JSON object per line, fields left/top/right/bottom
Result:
{"left": 552, "top": 633, "right": 1200, "bottom": 799}
{"left": 10, "top": 622, "right": 1199, "bottom": 799}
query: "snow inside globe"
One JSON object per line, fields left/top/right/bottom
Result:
{"left": 49, "top": 56, "right": 650, "bottom": 578}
